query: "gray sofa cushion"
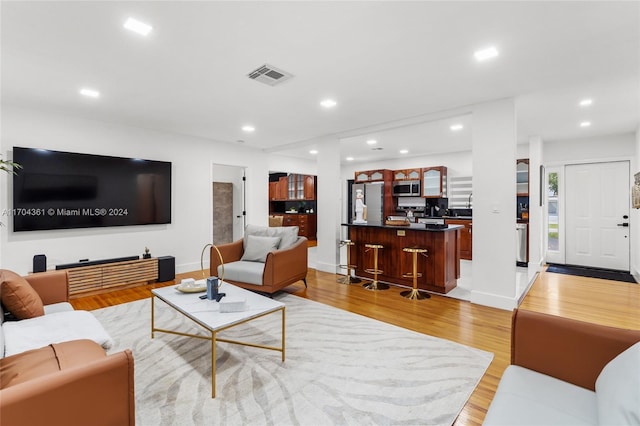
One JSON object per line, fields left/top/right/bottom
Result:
{"left": 241, "top": 235, "right": 281, "bottom": 263}
{"left": 244, "top": 224, "right": 299, "bottom": 250}
{"left": 595, "top": 342, "right": 640, "bottom": 425}
{"left": 218, "top": 261, "right": 264, "bottom": 286}
{"left": 484, "top": 365, "right": 597, "bottom": 425}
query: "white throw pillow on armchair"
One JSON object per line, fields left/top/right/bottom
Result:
{"left": 241, "top": 235, "right": 281, "bottom": 262}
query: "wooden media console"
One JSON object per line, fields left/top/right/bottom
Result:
{"left": 63, "top": 257, "right": 159, "bottom": 297}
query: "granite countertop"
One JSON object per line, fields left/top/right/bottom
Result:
{"left": 343, "top": 223, "right": 463, "bottom": 232}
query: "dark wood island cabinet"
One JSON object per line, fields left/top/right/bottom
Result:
{"left": 343, "top": 223, "right": 462, "bottom": 294}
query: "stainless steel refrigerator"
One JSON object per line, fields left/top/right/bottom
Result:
{"left": 351, "top": 182, "right": 384, "bottom": 225}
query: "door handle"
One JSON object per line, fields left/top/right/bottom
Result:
{"left": 617, "top": 223, "right": 629, "bottom": 227}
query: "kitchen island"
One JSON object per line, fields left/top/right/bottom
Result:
{"left": 343, "top": 223, "right": 462, "bottom": 294}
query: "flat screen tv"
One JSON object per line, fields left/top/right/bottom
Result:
{"left": 12, "top": 147, "right": 172, "bottom": 232}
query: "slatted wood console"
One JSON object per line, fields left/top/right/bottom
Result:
{"left": 67, "top": 258, "right": 159, "bottom": 297}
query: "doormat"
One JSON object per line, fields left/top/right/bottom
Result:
{"left": 546, "top": 264, "right": 637, "bottom": 283}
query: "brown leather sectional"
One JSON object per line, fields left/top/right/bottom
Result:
{"left": 0, "top": 271, "right": 135, "bottom": 426}
{"left": 511, "top": 309, "right": 640, "bottom": 390}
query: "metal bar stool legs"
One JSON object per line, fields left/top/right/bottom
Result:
{"left": 337, "top": 240, "right": 361, "bottom": 284}
{"left": 400, "top": 247, "right": 431, "bottom": 300}
{"left": 363, "top": 244, "right": 389, "bottom": 291}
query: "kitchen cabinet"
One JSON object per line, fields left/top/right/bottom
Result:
{"left": 393, "top": 168, "right": 421, "bottom": 181}
{"left": 277, "top": 176, "right": 288, "bottom": 200}
{"left": 422, "top": 166, "right": 448, "bottom": 198}
{"left": 445, "top": 219, "right": 472, "bottom": 260}
{"left": 283, "top": 213, "right": 317, "bottom": 239}
{"left": 355, "top": 169, "right": 391, "bottom": 182}
{"left": 517, "top": 159, "right": 529, "bottom": 196}
{"left": 286, "top": 174, "right": 315, "bottom": 200}
{"left": 303, "top": 175, "right": 315, "bottom": 200}
{"left": 269, "top": 181, "right": 278, "bottom": 200}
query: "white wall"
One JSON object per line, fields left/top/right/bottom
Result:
{"left": 470, "top": 99, "right": 517, "bottom": 310}
{"left": 544, "top": 133, "right": 636, "bottom": 163}
{"left": 1, "top": 106, "right": 270, "bottom": 275}
{"left": 268, "top": 154, "right": 317, "bottom": 176}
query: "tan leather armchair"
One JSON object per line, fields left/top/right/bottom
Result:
{"left": 210, "top": 234, "right": 308, "bottom": 294}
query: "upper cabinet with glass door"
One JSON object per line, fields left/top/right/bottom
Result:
{"left": 422, "top": 166, "right": 448, "bottom": 198}
{"left": 287, "top": 174, "right": 316, "bottom": 200}
{"left": 517, "top": 159, "right": 529, "bottom": 195}
{"left": 354, "top": 169, "right": 391, "bottom": 183}
{"left": 393, "top": 168, "right": 421, "bottom": 181}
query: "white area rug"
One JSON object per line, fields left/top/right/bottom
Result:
{"left": 92, "top": 293, "right": 493, "bottom": 425}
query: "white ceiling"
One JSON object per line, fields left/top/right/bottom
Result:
{"left": 2, "top": 1, "right": 638, "bottom": 165}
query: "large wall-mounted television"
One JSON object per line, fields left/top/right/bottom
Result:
{"left": 12, "top": 147, "right": 172, "bottom": 232}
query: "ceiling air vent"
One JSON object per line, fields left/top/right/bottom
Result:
{"left": 247, "top": 64, "right": 293, "bottom": 86}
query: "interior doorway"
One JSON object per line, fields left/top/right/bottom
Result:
{"left": 564, "top": 161, "right": 630, "bottom": 271}
{"left": 212, "top": 165, "right": 246, "bottom": 245}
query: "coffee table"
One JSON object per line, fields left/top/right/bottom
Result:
{"left": 150, "top": 281, "right": 285, "bottom": 398}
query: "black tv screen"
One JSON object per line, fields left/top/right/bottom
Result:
{"left": 12, "top": 147, "right": 172, "bottom": 232}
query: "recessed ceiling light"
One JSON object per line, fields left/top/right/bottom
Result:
{"left": 450, "top": 124, "right": 464, "bottom": 131}
{"left": 580, "top": 121, "right": 592, "bottom": 127}
{"left": 309, "top": 150, "right": 318, "bottom": 155}
{"left": 79, "top": 88, "right": 100, "bottom": 98}
{"left": 474, "top": 46, "right": 499, "bottom": 62}
{"left": 579, "top": 98, "right": 593, "bottom": 107}
{"left": 345, "top": 157, "right": 354, "bottom": 161}
{"left": 366, "top": 139, "right": 377, "bottom": 145}
{"left": 123, "top": 17, "right": 153, "bottom": 37}
{"left": 242, "top": 125, "right": 255, "bottom": 132}
{"left": 399, "top": 149, "right": 409, "bottom": 154}
{"left": 320, "top": 99, "right": 337, "bottom": 108}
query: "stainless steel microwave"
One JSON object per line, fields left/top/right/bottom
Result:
{"left": 392, "top": 180, "right": 420, "bottom": 196}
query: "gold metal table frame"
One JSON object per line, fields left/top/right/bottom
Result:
{"left": 151, "top": 290, "right": 285, "bottom": 398}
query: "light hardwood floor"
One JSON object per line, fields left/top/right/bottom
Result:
{"left": 70, "top": 267, "right": 640, "bottom": 425}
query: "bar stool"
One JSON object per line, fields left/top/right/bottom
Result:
{"left": 337, "top": 240, "right": 361, "bottom": 284}
{"left": 401, "top": 247, "right": 431, "bottom": 300}
{"left": 363, "top": 244, "right": 389, "bottom": 291}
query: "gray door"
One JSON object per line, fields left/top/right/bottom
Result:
{"left": 212, "top": 182, "right": 233, "bottom": 245}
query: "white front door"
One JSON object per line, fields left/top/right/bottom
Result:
{"left": 565, "top": 161, "right": 630, "bottom": 271}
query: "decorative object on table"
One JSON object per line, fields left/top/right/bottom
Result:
{"left": 200, "top": 243, "right": 224, "bottom": 295}
{"left": 633, "top": 172, "right": 640, "bottom": 209}
{"left": 143, "top": 247, "right": 151, "bottom": 259}
{"left": 353, "top": 188, "right": 367, "bottom": 224}
{"left": 219, "top": 297, "right": 246, "bottom": 313}
{"left": 206, "top": 276, "right": 226, "bottom": 301}
{"left": 176, "top": 278, "right": 206, "bottom": 293}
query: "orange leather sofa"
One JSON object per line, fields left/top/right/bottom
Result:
{"left": 1, "top": 271, "right": 135, "bottom": 426}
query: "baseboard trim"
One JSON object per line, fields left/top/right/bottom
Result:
{"left": 470, "top": 290, "right": 518, "bottom": 311}
{"left": 315, "top": 261, "right": 340, "bottom": 274}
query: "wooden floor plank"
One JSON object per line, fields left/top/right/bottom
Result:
{"left": 70, "top": 266, "right": 640, "bottom": 425}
